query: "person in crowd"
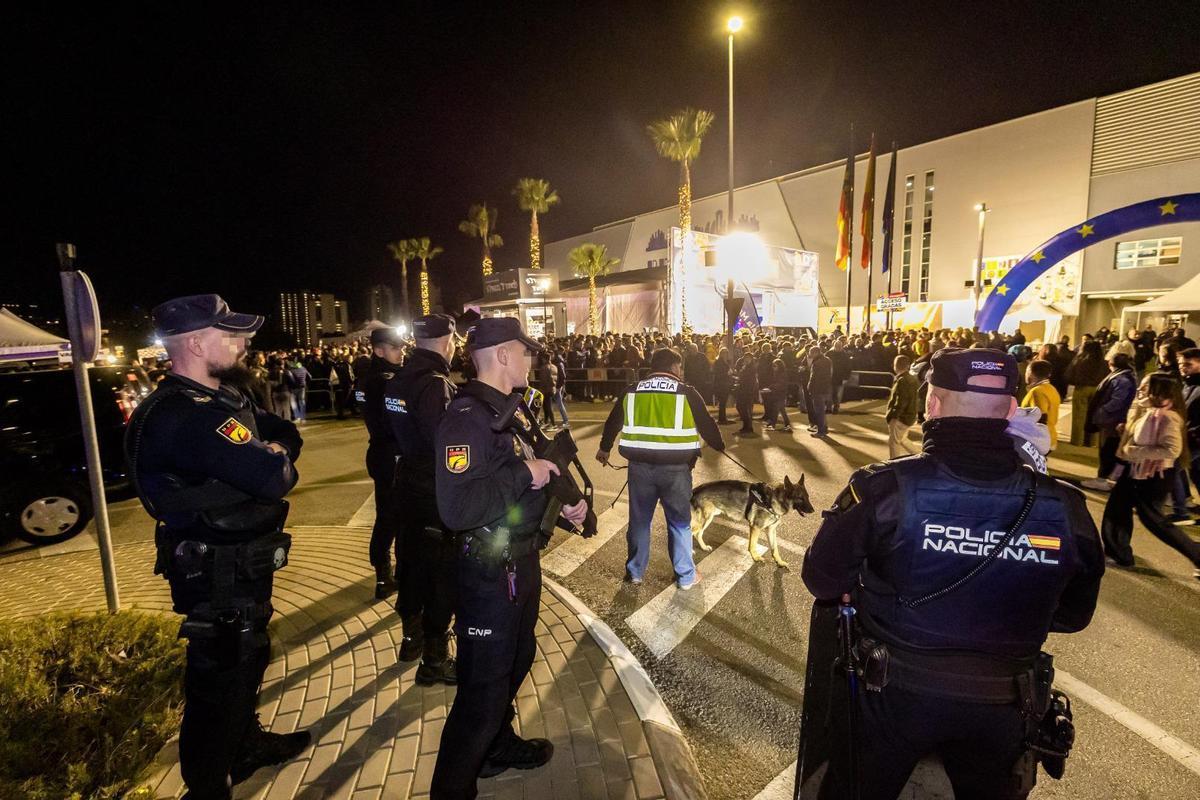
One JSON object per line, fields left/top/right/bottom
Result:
{"left": 828, "top": 338, "right": 851, "bottom": 413}
{"left": 683, "top": 342, "right": 712, "bottom": 406}
{"left": 1082, "top": 353, "right": 1137, "bottom": 491}
{"left": 533, "top": 351, "right": 557, "bottom": 428}
{"left": 764, "top": 358, "right": 793, "bottom": 433}
{"left": 268, "top": 356, "right": 293, "bottom": 421}
{"left": 713, "top": 348, "right": 733, "bottom": 425}
{"left": 806, "top": 346, "right": 833, "bottom": 437}
{"left": 1065, "top": 340, "right": 1108, "bottom": 446}
{"left": 735, "top": 353, "right": 759, "bottom": 436}
{"left": 1100, "top": 374, "right": 1199, "bottom": 579}
{"left": 1021, "top": 359, "right": 1061, "bottom": 452}
{"left": 885, "top": 354, "right": 920, "bottom": 458}
{"left": 286, "top": 356, "right": 311, "bottom": 423}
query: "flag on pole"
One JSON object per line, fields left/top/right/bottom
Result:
{"left": 835, "top": 144, "right": 855, "bottom": 271}
{"left": 880, "top": 142, "right": 898, "bottom": 274}
{"left": 859, "top": 134, "right": 876, "bottom": 270}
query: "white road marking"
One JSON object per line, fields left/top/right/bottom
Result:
{"left": 347, "top": 492, "right": 376, "bottom": 528}
{"left": 753, "top": 760, "right": 797, "bottom": 800}
{"left": 1056, "top": 669, "right": 1200, "bottom": 778}
{"left": 626, "top": 533, "right": 764, "bottom": 659}
{"left": 542, "top": 502, "right": 629, "bottom": 577}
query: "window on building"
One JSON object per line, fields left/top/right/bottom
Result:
{"left": 900, "top": 175, "right": 914, "bottom": 296}
{"left": 919, "top": 171, "right": 934, "bottom": 302}
{"left": 1115, "top": 236, "right": 1182, "bottom": 269}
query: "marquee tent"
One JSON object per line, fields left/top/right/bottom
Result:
{"left": 0, "top": 308, "right": 70, "bottom": 363}
{"left": 1122, "top": 273, "right": 1200, "bottom": 314}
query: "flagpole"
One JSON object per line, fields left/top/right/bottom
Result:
{"left": 865, "top": 136, "right": 875, "bottom": 335}
{"left": 844, "top": 125, "right": 854, "bottom": 335}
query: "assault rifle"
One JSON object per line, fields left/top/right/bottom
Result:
{"left": 492, "top": 392, "right": 598, "bottom": 542}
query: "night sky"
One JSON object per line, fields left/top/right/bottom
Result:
{"left": 7, "top": 1, "right": 1200, "bottom": 330}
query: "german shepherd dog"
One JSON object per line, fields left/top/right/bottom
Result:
{"left": 690, "top": 476, "right": 814, "bottom": 568}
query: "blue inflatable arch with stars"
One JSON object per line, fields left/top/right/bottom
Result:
{"left": 974, "top": 193, "right": 1199, "bottom": 332}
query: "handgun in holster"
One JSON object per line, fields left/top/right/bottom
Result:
{"left": 492, "top": 394, "right": 597, "bottom": 541}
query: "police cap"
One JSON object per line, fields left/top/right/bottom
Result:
{"left": 369, "top": 326, "right": 405, "bottom": 346}
{"left": 412, "top": 314, "right": 456, "bottom": 339}
{"left": 153, "top": 294, "right": 263, "bottom": 337}
{"left": 929, "top": 347, "right": 1018, "bottom": 396}
{"left": 466, "top": 317, "right": 543, "bottom": 352}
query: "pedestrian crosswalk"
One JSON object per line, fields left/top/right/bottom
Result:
{"left": 540, "top": 500, "right": 629, "bottom": 577}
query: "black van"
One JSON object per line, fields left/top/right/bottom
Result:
{"left": 0, "top": 365, "right": 151, "bottom": 545}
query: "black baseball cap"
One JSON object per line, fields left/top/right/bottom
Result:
{"left": 152, "top": 294, "right": 263, "bottom": 337}
{"left": 412, "top": 314, "right": 457, "bottom": 339}
{"left": 369, "top": 326, "right": 404, "bottom": 346}
{"left": 466, "top": 317, "right": 542, "bottom": 352}
{"left": 929, "top": 347, "right": 1018, "bottom": 396}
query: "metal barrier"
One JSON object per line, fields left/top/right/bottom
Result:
{"left": 842, "top": 370, "right": 892, "bottom": 401}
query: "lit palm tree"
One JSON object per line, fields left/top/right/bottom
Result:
{"left": 647, "top": 107, "right": 715, "bottom": 334}
{"left": 513, "top": 178, "right": 560, "bottom": 269}
{"left": 568, "top": 243, "right": 620, "bottom": 335}
{"left": 386, "top": 238, "right": 420, "bottom": 318}
{"left": 415, "top": 237, "right": 443, "bottom": 315}
{"left": 458, "top": 204, "right": 503, "bottom": 277}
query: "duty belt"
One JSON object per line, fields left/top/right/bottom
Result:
{"left": 857, "top": 638, "right": 1036, "bottom": 704}
{"left": 458, "top": 525, "right": 541, "bottom": 563}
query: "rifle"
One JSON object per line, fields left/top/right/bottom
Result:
{"left": 491, "top": 393, "right": 598, "bottom": 541}
{"left": 837, "top": 597, "right": 861, "bottom": 800}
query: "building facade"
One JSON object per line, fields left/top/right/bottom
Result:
{"left": 541, "top": 71, "right": 1200, "bottom": 341}
{"left": 279, "top": 292, "right": 351, "bottom": 347}
{"left": 365, "top": 284, "right": 394, "bottom": 324}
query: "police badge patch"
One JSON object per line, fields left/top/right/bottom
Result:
{"left": 445, "top": 445, "right": 470, "bottom": 473}
{"left": 216, "top": 417, "right": 252, "bottom": 444}
{"left": 513, "top": 408, "right": 531, "bottom": 431}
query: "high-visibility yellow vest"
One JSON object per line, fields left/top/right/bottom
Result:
{"left": 619, "top": 375, "right": 700, "bottom": 453}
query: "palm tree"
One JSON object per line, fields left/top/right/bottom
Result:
{"left": 647, "top": 107, "right": 715, "bottom": 334}
{"left": 415, "top": 237, "right": 443, "bottom": 315}
{"left": 513, "top": 178, "right": 560, "bottom": 269}
{"left": 458, "top": 204, "right": 503, "bottom": 277}
{"left": 568, "top": 243, "right": 620, "bottom": 335}
{"left": 386, "top": 238, "right": 420, "bottom": 318}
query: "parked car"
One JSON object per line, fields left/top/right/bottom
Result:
{"left": 0, "top": 365, "right": 151, "bottom": 545}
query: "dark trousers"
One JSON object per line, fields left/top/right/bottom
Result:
{"left": 765, "top": 394, "right": 791, "bottom": 427}
{"left": 809, "top": 393, "right": 830, "bottom": 435}
{"left": 431, "top": 551, "right": 541, "bottom": 799}
{"left": 715, "top": 387, "right": 731, "bottom": 422}
{"left": 367, "top": 449, "right": 398, "bottom": 570}
{"left": 179, "top": 618, "right": 272, "bottom": 799}
{"left": 1097, "top": 428, "right": 1121, "bottom": 478}
{"left": 819, "top": 684, "right": 1031, "bottom": 800}
{"left": 1101, "top": 468, "right": 1200, "bottom": 567}
{"left": 736, "top": 395, "right": 755, "bottom": 431}
{"left": 395, "top": 488, "right": 457, "bottom": 637}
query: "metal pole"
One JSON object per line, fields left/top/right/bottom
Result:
{"left": 726, "top": 278, "right": 735, "bottom": 354}
{"left": 57, "top": 243, "right": 120, "bottom": 613}
{"left": 727, "top": 33, "right": 735, "bottom": 232}
{"left": 845, "top": 127, "right": 855, "bottom": 336}
{"left": 974, "top": 203, "right": 988, "bottom": 318}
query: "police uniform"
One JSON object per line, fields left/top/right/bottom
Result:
{"left": 356, "top": 327, "right": 405, "bottom": 599}
{"left": 598, "top": 355, "right": 724, "bottom": 587}
{"left": 800, "top": 348, "right": 1104, "bottom": 800}
{"left": 125, "top": 295, "right": 310, "bottom": 799}
{"left": 430, "top": 318, "right": 555, "bottom": 799}
{"left": 383, "top": 314, "right": 459, "bottom": 681}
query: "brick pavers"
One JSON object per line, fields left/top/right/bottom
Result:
{"left": 0, "top": 525, "right": 695, "bottom": 799}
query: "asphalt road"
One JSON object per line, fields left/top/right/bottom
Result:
{"left": 8, "top": 400, "right": 1199, "bottom": 799}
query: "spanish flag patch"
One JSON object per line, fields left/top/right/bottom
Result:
{"left": 216, "top": 417, "right": 252, "bottom": 444}
{"left": 1026, "top": 535, "right": 1061, "bottom": 551}
{"left": 445, "top": 445, "right": 470, "bottom": 474}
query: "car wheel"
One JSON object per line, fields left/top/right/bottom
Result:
{"left": 6, "top": 483, "right": 93, "bottom": 546}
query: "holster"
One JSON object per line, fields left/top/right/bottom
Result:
{"left": 1016, "top": 652, "right": 1074, "bottom": 782}
{"left": 459, "top": 527, "right": 540, "bottom": 565}
{"left": 178, "top": 599, "right": 273, "bottom": 667}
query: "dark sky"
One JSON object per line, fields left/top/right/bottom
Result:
{"left": 7, "top": 1, "right": 1200, "bottom": 325}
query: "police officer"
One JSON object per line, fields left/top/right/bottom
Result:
{"left": 596, "top": 347, "right": 724, "bottom": 588}
{"left": 430, "top": 318, "right": 588, "bottom": 798}
{"left": 800, "top": 348, "right": 1105, "bottom": 800}
{"left": 383, "top": 314, "right": 459, "bottom": 682}
{"left": 125, "top": 295, "right": 310, "bottom": 799}
{"left": 356, "top": 326, "right": 406, "bottom": 600}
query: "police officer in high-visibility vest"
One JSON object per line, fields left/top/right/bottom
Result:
{"left": 597, "top": 347, "right": 725, "bottom": 588}
{"left": 799, "top": 348, "right": 1104, "bottom": 800}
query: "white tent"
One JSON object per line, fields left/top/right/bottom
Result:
{"left": 0, "top": 308, "right": 70, "bottom": 362}
{"left": 1122, "top": 273, "right": 1200, "bottom": 313}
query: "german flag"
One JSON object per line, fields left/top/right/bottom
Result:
{"left": 1026, "top": 535, "right": 1061, "bottom": 551}
{"left": 835, "top": 144, "right": 854, "bottom": 271}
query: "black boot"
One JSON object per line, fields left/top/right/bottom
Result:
{"left": 230, "top": 715, "right": 311, "bottom": 785}
{"left": 415, "top": 630, "right": 457, "bottom": 686}
{"left": 398, "top": 614, "right": 424, "bottom": 662}
{"left": 479, "top": 723, "right": 554, "bottom": 778}
{"left": 374, "top": 561, "right": 397, "bottom": 600}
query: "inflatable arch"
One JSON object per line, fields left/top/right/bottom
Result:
{"left": 974, "top": 193, "right": 1199, "bottom": 332}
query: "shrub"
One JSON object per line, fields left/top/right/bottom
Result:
{"left": 0, "top": 611, "right": 185, "bottom": 800}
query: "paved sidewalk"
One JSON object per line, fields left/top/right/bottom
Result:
{"left": 0, "top": 525, "right": 705, "bottom": 800}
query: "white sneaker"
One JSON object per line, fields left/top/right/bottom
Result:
{"left": 1081, "top": 478, "right": 1113, "bottom": 491}
{"left": 678, "top": 572, "right": 702, "bottom": 591}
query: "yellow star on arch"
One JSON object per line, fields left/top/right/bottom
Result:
{"left": 1031, "top": 250, "right": 1046, "bottom": 263}
{"left": 995, "top": 284, "right": 1010, "bottom": 296}
{"left": 1076, "top": 224, "right": 1095, "bottom": 238}
{"left": 1159, "top": 200, "right": 1179, "bottom": 215}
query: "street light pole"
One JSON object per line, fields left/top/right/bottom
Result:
{"left": 725, "top": 15, "right": 742, "bottom": 353}
{"left": 973, "top": 203, "right": 989, "bottom": 318}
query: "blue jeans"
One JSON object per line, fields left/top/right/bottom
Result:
{"left": 809, "top": 393, "right": 829, "bottom": 435}
{"left": 626, "top": 461, "right": 696, "bottom": 583}
{"left": 291, "top": 387, "right": 307, "bottom": 421}
{"left": 554, "top": 389, "right": 569, "bottom": 425}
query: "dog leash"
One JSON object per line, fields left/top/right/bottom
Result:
{"left": 718, "top": 449, "right": 766, "bottom": 484}
{"left": 601, "top": 460, "right": 629, "bottom": 511}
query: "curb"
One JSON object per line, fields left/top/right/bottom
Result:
{"left": 543, "top": 577, "right": 709, "bottom": 800}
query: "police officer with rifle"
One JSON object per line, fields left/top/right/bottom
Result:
{"left": 430, "top": 317, "right": 592, "bottom": 799}
{"left": 125, "top": 295, "right": 310, "bottom": 799}
{"left": 799, "top": 348, "right": 1104, "bottom": 800}
{"left": 355, "top": 326, "right": 406, "bottom": 600}
{"left": 383, "top": 313, "right": 459, "bottom": 684}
